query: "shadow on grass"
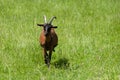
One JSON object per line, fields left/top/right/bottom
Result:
{"left": 53, "top": 58, "right": 70, "bottom": 69}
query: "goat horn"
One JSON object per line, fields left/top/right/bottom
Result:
{"left": 49, "top": 16, "right": 56, "bottom": 24}
{"left": 44, "top": 15, "right": 47, "bottom": 23}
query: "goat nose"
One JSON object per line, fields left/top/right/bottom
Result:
{"left": 44, "top": 31, "right": 48, "bottom": 36}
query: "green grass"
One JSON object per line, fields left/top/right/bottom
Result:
{"left": 0, "top": 0, "right": 120, "bottom": 80}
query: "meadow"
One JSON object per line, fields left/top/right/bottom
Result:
{"left": 0, "top": 0, "right": 120, "bottom": 80}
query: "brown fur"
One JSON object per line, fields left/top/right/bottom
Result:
{"left": 40, "top": 28, "right": 58, "bottom": 51}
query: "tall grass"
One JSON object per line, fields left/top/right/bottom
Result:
{"left": 0, "top": 0, "right": 120, "bottom": 80}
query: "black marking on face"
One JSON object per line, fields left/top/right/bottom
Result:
{"left": 44, "top": 24, "right": 52, "bottom": 36}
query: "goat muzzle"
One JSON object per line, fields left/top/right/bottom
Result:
{"left": 44, "top": 32, "right": 48, "bottom": 36}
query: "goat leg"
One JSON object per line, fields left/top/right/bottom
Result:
{"left": 46, "top": 50, "right": 52, "bottom": 67}
{"left": 49, "top": 51, "right": 52, "bottom": 62}
{"left": 49, "top": 48, "right": 53, "bottom": 62}
{"left": 43, "top": 48, "right": 48, "bottom": 64}
{"left": 53, "top": 44, "right": 58, "bottom": 52}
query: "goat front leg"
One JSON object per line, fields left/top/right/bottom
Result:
{"left": 46, "top": 50, "right": 52, "bottom": 67}
{"left": 43, "top": 48, "right": 48, "bottom": 64}
{"left": 49, "top": 50, "right": 52, "bottom": 62}
{"left": 48, "top": 47, "right": 53, "bottom": 64}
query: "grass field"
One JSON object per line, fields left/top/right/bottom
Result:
{"left": 0, "top": 0, "right": 120, "bottom": 80}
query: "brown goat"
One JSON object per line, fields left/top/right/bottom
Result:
{"left": 37, "top": 16, "right": 58, "bottom": 67}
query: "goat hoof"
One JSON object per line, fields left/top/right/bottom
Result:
{"left": 47, "top": 59, "right": 50, "bottom": 67}
{"left": 47, "top": 63, "right": 50, "bottom": 68}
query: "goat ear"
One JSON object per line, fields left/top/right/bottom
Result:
{"left": 52, "top": 26, "right": 58, "bottom": 28}
{"left": 37, "top": 24, "right": 44, "bottom": 26}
